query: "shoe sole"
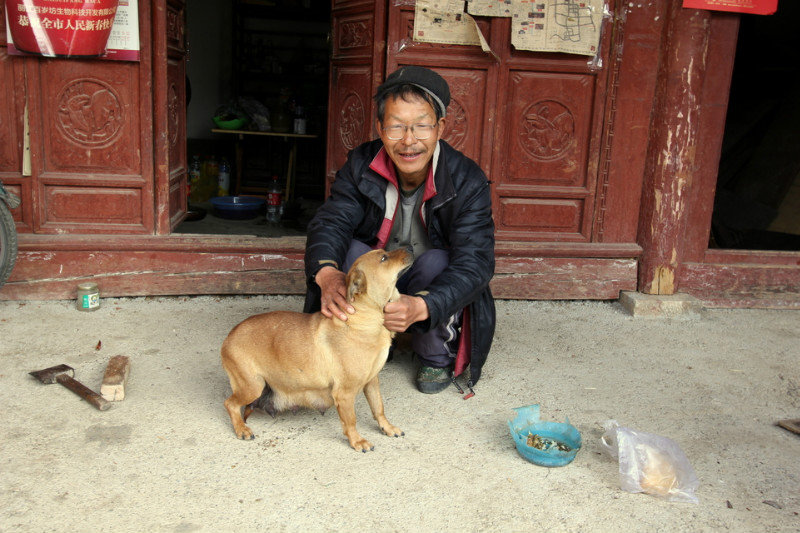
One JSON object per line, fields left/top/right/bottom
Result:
{"left": 416, "top": 378, "right": 451, "bottom": 394}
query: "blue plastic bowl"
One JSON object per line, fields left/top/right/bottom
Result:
{"left": 210, "top": 196, "right": 265, "bottom": 220}
{"left": 508, "top": 404, "right": 582, "bottom": 467}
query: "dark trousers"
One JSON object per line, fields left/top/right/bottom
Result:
{"left": 344, "top": 241, "right": 457, "bottom": 368}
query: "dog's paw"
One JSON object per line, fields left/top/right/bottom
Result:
{"left": 380, "top": 423, "right": 404, "bottom": 438}
{"left": 350, "top": 437, "right": 375, "bottom": 452}
{"left": 235, "top": 425, "right": 255, "bottom": 440}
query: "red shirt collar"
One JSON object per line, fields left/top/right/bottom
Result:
{"left": 369, "top": 146, "right": 438, "bottom": 201}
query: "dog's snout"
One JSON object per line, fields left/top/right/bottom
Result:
{"left": 390, "top": 247, "right": 414, "bottom": 264}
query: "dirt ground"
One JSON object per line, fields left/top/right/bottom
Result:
{"left": 0, "top": 295, "right": 798, "bottom": 532}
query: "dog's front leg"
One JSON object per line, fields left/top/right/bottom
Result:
{"left": 332, "top": 389, "right": 373, "bottom": 452}
{"left": 363, "top": 376, "right": 404, "bottom": 439}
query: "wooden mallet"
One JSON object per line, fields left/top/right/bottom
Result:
{"left": 29, "top": 364, "right": 111, "bottom": 411}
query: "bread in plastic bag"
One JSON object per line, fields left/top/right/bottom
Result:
{"left": 600, "top": 420, "right": 699, "bottom": 503}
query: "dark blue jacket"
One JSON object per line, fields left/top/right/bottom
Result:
{"left": 304, "top": 139, "right": 496, "bottom": 386}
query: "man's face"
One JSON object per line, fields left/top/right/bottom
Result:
{"left": 376, "top": 95, "right": 445, "bottom": 189}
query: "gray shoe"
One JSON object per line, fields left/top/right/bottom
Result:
{"left": 416, "top": 365, "right": 452, "bottom": 394}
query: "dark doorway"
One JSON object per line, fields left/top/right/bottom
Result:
{"left": 178, "top": 0, "right": 330, "bottom": 238}
{"left": 711, "top": 3, "right": 800, "bottom": 251}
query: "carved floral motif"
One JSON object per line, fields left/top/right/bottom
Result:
{"left": 340, "top": 20, "right": 371, "bottom": 49}
{"left": 339, "top": 92, "right": 365, "bottom": 150}
{"left": 520, "top": 100, "right": 574, "bottom": 161}
{"left": 443, "top": 97, "right": 466, "bottom": 150}
{"left": 168, "top": 83, "right": 179, "bottom": 147}
{"left": 167, "top": 7, "right": 183, "bottom": 48}
{"left": 56, "top": 79, "right": 123, "bottom": 147}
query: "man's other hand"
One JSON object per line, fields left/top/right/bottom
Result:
{"left": 383, "top": 295, "right": 429, "bottom": 332}
{"left": 315, "top": 266, "right": 355, "bottom": 321}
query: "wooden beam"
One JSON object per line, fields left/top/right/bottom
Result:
{"left": 681, "top": 261, "right": 800, "bottom": 309}
{"left": 637, "top": 5, "right": 712, "bottom": 295}
{"left": 492, "top": 257, "right": 637, "bottom": 300}
{"left": 0, "top": 246, "right": 638, "bottom": 301}
{"left": 0, "top": 248, "right": 305, "bottom": 300}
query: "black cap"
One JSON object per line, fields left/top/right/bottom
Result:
{"left": 375, "top": 66, "right": 450, "bottom": 118}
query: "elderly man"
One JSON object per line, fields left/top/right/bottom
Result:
{"left": 304, "top": 66, "right": 495, "bottom": 394}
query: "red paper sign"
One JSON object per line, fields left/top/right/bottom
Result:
{"left": 683, "top": 0, "right": 778, "bottom": 15}
{"left": 4, "top": 0, "right": 140, "bottom": 60}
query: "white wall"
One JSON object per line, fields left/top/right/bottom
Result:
{"left": 185, "top": 0, "right": 232, "bottom": 139}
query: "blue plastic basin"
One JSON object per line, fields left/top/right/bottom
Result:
{"left": 508, "top": 404, "right": 582, "bottom": 467}
{"left": 210, "top": 196, "right": 265, "bottom": 220}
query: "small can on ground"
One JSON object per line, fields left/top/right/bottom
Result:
{"left": 76, "top": 282, "right": 100, "bottom": 312}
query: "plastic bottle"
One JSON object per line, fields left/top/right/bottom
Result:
{"left": 293, "top": 105, "right": 307, "bottom": 135}
{"left": 218, "top": 157, "right": 230, "bottom": 197}
{"left": 188, "top": 155, "right": 201, "bottom": 200}
{"left": 266, "top": 175, "right": 283, "bottom": 223}
{"left": 205, "top": 155, "right": 219, "bottom": 201}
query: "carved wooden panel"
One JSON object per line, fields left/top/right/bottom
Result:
{"left": 167, "top": 56, "right": 186, "bottom": 228}
{"left": 502, "top": 72, "right": 595, "bottom": 188}
{"left": 438, "top": 68, "right": 487, "bottom": 165}
{"left": 27, "top": 57, "right": 152, "bottom": 234}
{"left": 326, "top": 0, "right": 384, "bottom": 194}
{"left": 167, "top": 59, "right": 185, "bottom": 174}
{"left": 332, "top": 11, "right": 375, "bottom": 59}
{"left": 328, "top": 64, "right": 373, "bottom": 177}
{"left": 41, "top": 186, "right": 143, "bottom": 227}
{"left": 497, "top": 198, "right": 585, "bottom": 239}
{"left": 37, "top": 63, "right": 141, "bottom": 175}
{"left": 166, "top": 1, "right": 186, "bottom": 54}
{"left": 493, "top": 71, "right": 597, "bottom": 242}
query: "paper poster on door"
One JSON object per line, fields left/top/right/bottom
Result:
{"left": 682, "top": 0, "right": 778, "bottom": 15}
{"left": 4, "top": 0, "right": 140, "bottom": 60}
{"left": 413, "top": 0, "right": 491, "bottom": 52}
{"left": 511, "top": 0, "right": 604, "bottom": 56}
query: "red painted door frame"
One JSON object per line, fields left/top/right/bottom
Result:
{"left": 638, "top": 6, "right": 800, "bottom": 307}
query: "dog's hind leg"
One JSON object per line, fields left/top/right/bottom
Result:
{"left": 332, "top": 388, "right": 373, "bottom": 452}
{"left": 363, "top": 376, "right": 404, "bottom": 438}
{"left": 224, "top": 392, "right": 258, "bottom": 440}
{"left": 222, "top": 360, "right": 266, "bottom": 440}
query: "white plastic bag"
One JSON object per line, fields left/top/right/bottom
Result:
{"left": 600, "top": 420, "right": 699, "bottom": 503}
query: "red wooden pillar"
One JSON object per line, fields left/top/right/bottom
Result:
{"left": 637, "top": 4, "right": 712, "bottom": 295}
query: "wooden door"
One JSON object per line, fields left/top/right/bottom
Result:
{"left": 0, "top": 0, "right": 186, "bottom": 236}
{"left": 0, "top": 25, "right": 29, "bottom": 232}
{"left": 326, "top": 1, "right": 646, "bottom": 249}
{"left": 156, "top": 0, "right": 189, "bottom": 234}
{"left": 385, "top": 4, "right": 614, "bottom": 245}
{"left": 324, "top": 0, "right": 650, "bottom": 300}
{"left": 326, "top": 0, "right": 386, "bottom": 190}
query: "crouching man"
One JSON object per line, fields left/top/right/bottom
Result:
{"left": 304, "top": 66, "right": 496, "bottom": 394}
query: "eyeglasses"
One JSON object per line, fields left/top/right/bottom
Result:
{"left": 382, "top": 123, "right": 437, "bottom": 141}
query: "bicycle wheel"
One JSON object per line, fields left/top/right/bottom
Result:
{"left": 0, "top": 200, "right": 18, "bottom": 288}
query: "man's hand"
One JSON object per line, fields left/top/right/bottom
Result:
{"left": 315, "top": 266, "right": 355, "bottom": 322}
{"left": 383, "top": 294, "right": 429, "bottom": 333}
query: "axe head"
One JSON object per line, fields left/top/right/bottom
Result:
{"left": 29, "top": 364, "right": 75, "bottom": 384}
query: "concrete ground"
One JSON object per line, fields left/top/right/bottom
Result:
{"left": 0, "top": 296, "right": 798, "bottom": 532}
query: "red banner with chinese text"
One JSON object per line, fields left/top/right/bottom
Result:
{"left": 683, "top": 0, "right": 778, "bottom": 15}
{"left": 4, "top": 0, "right": 140, "bottom": 60}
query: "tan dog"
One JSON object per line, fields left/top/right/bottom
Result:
{"left": 221, "top": 248, "right": 412, "bottom": 451}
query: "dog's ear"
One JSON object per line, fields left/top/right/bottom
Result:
{"left": 346, "top": 268, "right": 367, "bottom": 303}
